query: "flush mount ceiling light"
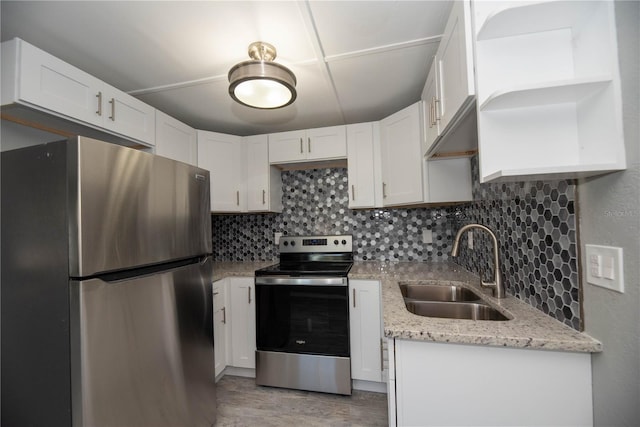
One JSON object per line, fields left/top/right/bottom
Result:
{"left": 228, "top": 41, "right": 297, "bottom": 109}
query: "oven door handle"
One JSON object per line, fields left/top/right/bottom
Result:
{"left": 255, "top": 277, "right": 348, "bottom": 286}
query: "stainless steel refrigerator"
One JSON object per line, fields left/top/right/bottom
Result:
{"left": 1, "top": 136, "right": 216, "bottom": 426}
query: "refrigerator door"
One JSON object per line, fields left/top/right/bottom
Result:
{"left": 70, "top": 257, "right": 216, "bottom": 427}
{"left": 68, "top": 136, "right": 212, "bottom": 277}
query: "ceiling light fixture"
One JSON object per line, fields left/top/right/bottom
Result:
{"left": 228, "top": 41, "right": 297, "bottom": 109}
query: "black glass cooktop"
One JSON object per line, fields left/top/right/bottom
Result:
{"left": 254, "top": 261, "right": 353, "bottom": 277}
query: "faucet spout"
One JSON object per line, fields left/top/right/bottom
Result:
{"left": 450, "top": 224, "right": 506, "bottom": 299}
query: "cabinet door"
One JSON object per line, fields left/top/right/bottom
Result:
{"left": 435, "top": 0, "right": 475, "bottom": 132}
{"left": 246, "top": 134, "right": 282, "bottom": 212}
{"left": 197, "top": 131, "right": 245, "bottom": 212}
{"left": 380, "top": 102, "right": 424, "bottom": 206}
{"left": 155, "top": 110, "right": 197, "bottom": 165}
{"left": 346, "top": 123, "right": 376, "bottom": 208}
{"left": 16, "top": 38, "right": 103, "bottom": 127}
{"left": 213, "top": 279, "right": 228, "bottom": 378}
{"left": 268, "top": 130, "right": 307, "bottom": 163}
{"left": 421, "top": 60, "right": 441, "bottom": 155}
{"left": 101, "top": 85, "right": 156, "bottom": 145}
{"left": 306, "top": 125, "right": 347, "bottom": 160}
{"left": 229, "top": 278, "right": 256, "bottom": 369}
{"left": 349, "top": 280, "right": 383, "bottom": 382}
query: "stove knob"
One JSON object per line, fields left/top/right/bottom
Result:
{"left": 291, "top": 241, "right": 296, "bottom": 246}
{"left": 342, "top": 239, "right": 347, "bottom": 245}
{"left": 283, "top": 241, "right": 289, "bottom": 246}
{"left": 334, "top": 239, "right": 339, "bottom": 245}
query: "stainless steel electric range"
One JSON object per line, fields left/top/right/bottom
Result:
{"left": 254, "top": 234, "right": 353, "bottom": 395}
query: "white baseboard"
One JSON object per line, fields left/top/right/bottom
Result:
{"left": 352, "top": 379, "right": 387, "bottom": 393}
{"left": 223, "top": 366, "right": 256, "bottom": 378}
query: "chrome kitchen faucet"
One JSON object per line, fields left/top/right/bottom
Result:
{"left": 451, "top": 224, "right": 506, "bottom": 299}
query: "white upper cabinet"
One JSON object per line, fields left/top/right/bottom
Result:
{"left": 99, "top": 85, "right": 156, "bottom": 145}
{"left": 155, "top": 110, "right": 197, "bottom": 166}
{"left": 1, "top": 38, "right": 155, "bottom": 146}
{"left": 268, "top": 125, "right": 347, "bottom": 164}
{"left": 421, "top": 60, "right": 441, "bottom": 155}
{"left": 380, "top": 102, "right": 472, "bottom": 207}
{"left": 473, "top": 0, "right": 626, "bottom": 182}
{"left": 245, "top": 134, "right": 283, "bottom": 213}
{"left": 422, "top": 0, "right": 476, "bottom": 158}
{"left": 347, "top": 122, "right": 379, "bottom": 209}
{"left": 436, "top": 0, "right": 475, "bottom": 132}
{"left": 197, "top": 130, "right": 246, "bottom": 212}
{"left": 380, "top": 103, "right": 425, "bottom": 206}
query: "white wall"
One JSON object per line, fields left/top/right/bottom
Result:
{"left": 579, "top": 1, "right": 640, "bottom": 425}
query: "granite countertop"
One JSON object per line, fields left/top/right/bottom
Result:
{"left": 212, "top": 261, "right": 274, "bottom": 281}
{"left": 212, "top": 260, "right": 602, "bottom": 353}
{"left": 350, "top": 261, "right": 602, "bottom": 353}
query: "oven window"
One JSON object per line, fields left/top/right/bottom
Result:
{"left": 256, "top": 284, "right": 349, "bottom": 357}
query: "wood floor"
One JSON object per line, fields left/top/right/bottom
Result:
{"left": 214, "top": 376, "right": 389, "bottom": 426}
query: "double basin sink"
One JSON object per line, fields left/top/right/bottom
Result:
{"left": 400, "top": 282, "right": 510, "bottom": 321}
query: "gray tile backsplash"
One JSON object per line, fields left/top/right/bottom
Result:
{"left": 212, "top": 168, "right": 457, "bottom": 262}
{"left": 212, "top": 159, "right": 580, "bottom": 330}
{"left": 449, "top": 157, "right": 580, "bottom": 330}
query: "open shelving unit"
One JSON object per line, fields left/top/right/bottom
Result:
{"left": 473, "top": 0, "right": 626, "bottom": 183}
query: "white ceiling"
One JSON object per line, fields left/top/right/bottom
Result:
{"left": 1, "top": 1, "right": 453, "bottom": 136}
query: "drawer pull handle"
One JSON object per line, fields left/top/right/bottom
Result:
{"left": 108, "top": 98, "right": 115, "bottom": 121}
{"left": 96, "top": 92, "right": 102, "bottom": 116}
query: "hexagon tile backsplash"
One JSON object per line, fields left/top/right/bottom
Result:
{"left": 448, "top": 156, "right": 580, "bottom": 330}
{"left": 211, "top": 159, "right": 580, "bottom": 330}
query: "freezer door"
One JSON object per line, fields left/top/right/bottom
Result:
{"left": 70, "top": 257, "right": 216, "bottom": 427}
{"left": 68, "top": 136, "right": 212, "bottom": 277}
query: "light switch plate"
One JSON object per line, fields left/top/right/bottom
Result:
{"left": 422, "top": 228, "right": 433, "bottom": 244}
{"left": 274, "top": 232, "right": 283, "bottom": 244}
{"left": 585, "top": 244, "right": 624, "bottom": 293}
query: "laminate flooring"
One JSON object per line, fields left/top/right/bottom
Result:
{"left": 214, "top": 376, "right": 388, "bottom": 427}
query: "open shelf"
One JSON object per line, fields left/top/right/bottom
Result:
{"left": 477, "top": 1, "right": 602, "bottom": 41}
{"left": 479, "top": 76, "right": 612, "bottom": 111}
{"left": 473, "top": 0, "right": 625, "bottom": 183}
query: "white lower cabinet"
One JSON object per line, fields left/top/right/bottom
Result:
{"left": 349, "top": 280, "right": 383, "bottom": 383}
{"left": 228, "top": 277, "right": 256, "bottom": 369}
{"left": 212, "top": 279, "right": 229, "bottom": 379}
{"left": 389, "top": 339, "right": 593, "bottom": 427}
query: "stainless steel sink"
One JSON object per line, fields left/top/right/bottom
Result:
{"left": 405, "top": 301, "right": 510, "bottom": 321}
{"left": 399, "top": 283, "right": 482, "bottom": 302}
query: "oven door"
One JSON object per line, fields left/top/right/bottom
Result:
{"left": 255, "top": 277, "right": 349, "bottom": 357}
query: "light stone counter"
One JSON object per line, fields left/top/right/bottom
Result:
{"left": 212, "top": 260, "right": 601, "bottom": 353}
{"left": 212, "top": 261, "right": 273, "bottom": 281}
{"left": 349, "top": 261, "right": 602, "bottom": 353}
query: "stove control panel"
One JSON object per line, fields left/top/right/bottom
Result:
{"left": 279, "top": 235, "right": 353, "bottom": 253}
